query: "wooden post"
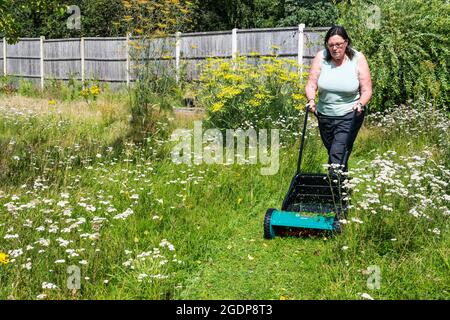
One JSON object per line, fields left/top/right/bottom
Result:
{"left": 298, "top": 24, "right": 305, "bottom": 82}
{"left": 40, "top": 36, "right": 45, "bottom": 89}
{"left": 175, "top": 32, "right": 181, "bottom": 84}
{"left": 3, "top": 38, "right": 7, "bottom": 76}
{"left": 231, "top": 28, "right": 238, "bottom": 70}
{"left": 231, "top": 28, "right": 238, "bottom": 60}
{"left": 80, "top": 37, "right": 85, "bottom": 85}
{"left": 126, "top": 33, "right": 131, "bottom": 87}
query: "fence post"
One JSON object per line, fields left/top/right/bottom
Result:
{"left": 232, "top": 28, "right": 238, "bottom": 70}
{"left": 175, "top": 32, "right": 181, "bottom": 84}
{"left": 80, "top": 37, "right": 85, "bottom": 85}
{"left": 126, "top": 33, "right": 131, "bottom": 87}
{"left": 298, "top": 24, "right": 305, "bottom": 82}
{"left": 232, "top": 28, "right": 238, "bottom": 59}
{"left": 40, "top": 36, "right": 45, "bottom": 89}
{"left": 3, "top": 38, "right": 6, "bottom": 76}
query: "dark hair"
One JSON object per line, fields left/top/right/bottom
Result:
{"left": 324, "top": 25, "right": 355, "bottom": 61}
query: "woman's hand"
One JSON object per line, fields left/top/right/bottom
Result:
{"left": 307, "top": 100, "right": 316, "bottom": 114}
{"left": 352, "top": 102, "right": 364, "bottom": 115}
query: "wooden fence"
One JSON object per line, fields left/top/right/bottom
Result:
{"left": 0, "top": 25, "right": 329, "bottom": 89}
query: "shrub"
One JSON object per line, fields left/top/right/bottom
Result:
{"left": 17, "top": 79, "right": 40, "bottom": 97}
{"left": 335, "top": 0, "right": 450, "bottom": 111}
{"left": 0, "top": 75, "right": 17, "bottom": 95}
{"left": 198, "top": 55, "right": 308, "bottom": 131}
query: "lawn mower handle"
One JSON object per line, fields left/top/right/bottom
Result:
{"left": 296, "top": 105, "right": 360, "bottom": 175}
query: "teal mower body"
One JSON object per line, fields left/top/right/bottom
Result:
{"left": 263, "top": 105, "right": 357, "bottom": 239}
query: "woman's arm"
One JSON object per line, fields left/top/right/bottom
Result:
{"left": 357, "top": 53, "right": 372, "bottom": 106}
{"left": 305, "top": 51, "right": 322, "bottom": 112}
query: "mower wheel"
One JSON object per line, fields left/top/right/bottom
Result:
{"left": 264, "top": 208, "right": 276, "bottom": 239}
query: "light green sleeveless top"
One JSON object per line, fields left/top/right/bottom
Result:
{"left": 317, "top": 48, "right": 361, "bottom": 116}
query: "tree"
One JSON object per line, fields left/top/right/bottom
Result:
{"left": 277, "top": 0, "right": 338, "bottom": 27}
{"left": 0, "top": 0, "right": 65, "bottom": 43}
{"left": 188, "top": 0, "right": 338, "bottom": 31}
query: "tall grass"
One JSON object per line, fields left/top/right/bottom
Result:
{"left": 0, "top": 96, "right": 448, "bottom": 299}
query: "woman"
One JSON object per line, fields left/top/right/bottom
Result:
{"left": 305, "top": 25, "right": 372, "bottom": 172}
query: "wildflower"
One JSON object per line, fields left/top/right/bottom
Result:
{"left": 211, "top": 101, "right": 224, "bottom": 113}
{"left": 430, "top": 228, "right": 441, "bottom": 235}
{"left": 361, "top": 293, "right": 374, "bottom": 300}
{"left": 42, "top": 282, "right": 58, "bottom": 290}
{"left": 113, "top": 208, "right": 133, "bottom": 220}
{"left": 22, "top": 262, "right": 32, "bottom": 270}
{"left": 4, "top": 234, "right": 19, "bottom": 239}
{"left": 48, "top": 99, "right": 57, "bottom": 106}
{"left": 8, "top": 249, "right": 23, "bottom": 258}
{"left": 351, "top": 218, "right": 364, "bottom": 224}
{"left": 0, "top": 252, "right": 10, "bottom": 264}
{"left": 57, "top": 201, "right": 68, "bottom": 207}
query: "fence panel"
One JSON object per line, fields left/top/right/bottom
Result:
{"left": 85, "top": 38, "right": 127, "bottom": 84}
{"left": 44, "top": 39, "right": 81, "bottom": 81}
{"left": 1, "top": 26, "right": 330, "bottom": 88}
{"left": 7, "top": 39, "right": 41, "bottom": 85}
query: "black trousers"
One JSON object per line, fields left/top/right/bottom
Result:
{"left": 316, "top": 110, "right": 365, "bottom": 172}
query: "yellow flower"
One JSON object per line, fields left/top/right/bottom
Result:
{"left": 80, "top": 88, "right": 90, "bottom": 97}
{"left": 211, "top": 101, "right": 224, "bottom": 112}
{"left": 48, "top": 99, "right": 57, "bottom": 106}
{"left": 292, "top": 93, "right": 304, "bottom": 101}
{"left": 263, "top": 64, "right": 276, "bottom": 75}
{"left": 122, "top": 1, "right": 132, "bottom": 9}
{"left": 0, "top": 252, "right": 9, "bottom": 264}
{"left": 123, "top": 15, "right": 133, "bottom": 22}
{"left": 279, "top": 74, "right": 289, "bottom": 82}
{"left": 90, "top": 86, "right": 100, "bottom": 96}
{"left": 255, "top": 93, "right": 266, "bottom": 100}
{"left": 249, "top": 99, "right": 261, "bottom": 107}
{"left": 223, "top": 74, "right": 244, "bottom": 82}
{"left": 218, "top": 86, "right": 241, "bottom": 99}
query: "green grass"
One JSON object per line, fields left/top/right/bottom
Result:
{"left": 0, "top": 97, "right": 448, "bottom": 300}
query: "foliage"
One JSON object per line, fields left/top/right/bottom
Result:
{"left": 335, "top": 0, "right": 450, "bottom": 111}
{"left": 1, "top": 0, "right": 341, "bottom": 40}
{"left": 277, "top": 0, "right": 338, "bottom": 27}
{"left": 0, "top": 76, "right": 17, "bottom": 95}
{"left": 0, "top": 0, "right": 65, "bottom": 43}
{"left": 119, "top": 0, "right": 193, "bottom": 140}
{"left": 0, "top": 96, "right": 448, "bottom": 299}
{"left": 198, "top": 54, "right": 308, "bottom": 131}
{"left": 189, "top": 0, "right": 339, "bottom": 31}
{"left": 80, "top": 84, "right": 101, "bottom": 105}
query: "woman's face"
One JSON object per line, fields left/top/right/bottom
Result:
{"left": 327, "top": 35, "right": 348, "bottom": 60}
